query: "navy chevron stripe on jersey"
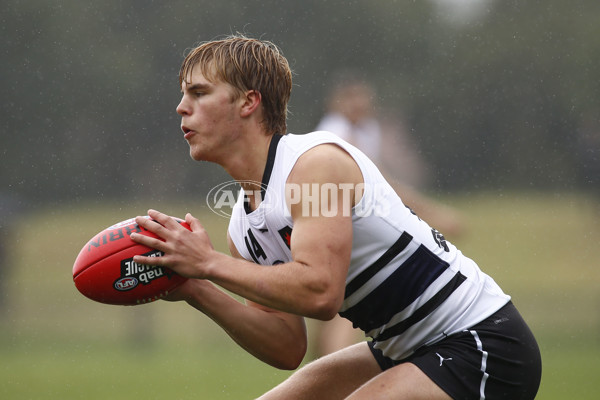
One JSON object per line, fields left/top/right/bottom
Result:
{"left": 374, "top": 271, "right": 466, "bottom": 342}
{"left": 244, "top": 134, "right": 282, "bottom": 214}
{"left": 345, "top": 232, "right": 413, "bottom": 298}
{"left": 260, "top": 134, "right": 282, "bottom": 198}
{"left": 340, "top": 245, "right": 452, "bottom": 332}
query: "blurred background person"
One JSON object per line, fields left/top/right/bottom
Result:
{"left": 316, "top": 73, "right": 384, "bottom": 166}
{"left": 312, "top": 71, "right": 466, "bottom": 357}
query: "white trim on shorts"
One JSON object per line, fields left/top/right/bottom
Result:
{"left": 468, "top": 329, "right": 489, "bottom": 400}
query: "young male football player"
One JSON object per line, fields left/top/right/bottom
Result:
{"left": 130, "top": 35, "right": 541, "bottom": 399}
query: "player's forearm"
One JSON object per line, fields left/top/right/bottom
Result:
{"left": 184, "top": 279, "right": 307, "bottom": 370}
{"left": 204, "top": 252, "right": 341, "bottom": 320}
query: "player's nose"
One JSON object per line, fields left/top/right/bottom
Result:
{"left": 176, "top": 96, "right": 191, "bottom": 116}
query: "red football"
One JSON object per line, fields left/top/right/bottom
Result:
{"left": 73, "top": 217, "right": 189, "bottom": 305}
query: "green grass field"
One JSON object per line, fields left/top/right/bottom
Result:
{"left": 1, "top": 192, "right": 598, "bottom": 399}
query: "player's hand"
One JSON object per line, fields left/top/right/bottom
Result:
{"left": 130, "top": 209, "right": 216, "bottom": 279}
{"left": 161, "top": 278, "right": 200, "bottom": 302}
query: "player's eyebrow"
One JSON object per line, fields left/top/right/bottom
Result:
{"left": 183, "top": 83, "right": 211, "bottom": 93}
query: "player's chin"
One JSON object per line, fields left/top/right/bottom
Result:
{"left": 189, "top": 147, "right": 204, "bottom": 161}
{"left": 189, "top": 147, "right": 214, "bottom": 162}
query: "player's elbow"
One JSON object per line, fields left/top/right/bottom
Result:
{"left": 308, "top": 293, "right": 342, "bottom": 321}
{"left": 268, "top": 340, "right": 307, "bottom": 370}
{"left": 300, "top": 270, "right": 345, "bottom": 320}
{"left": 275, "top": 349, "right": 306, "bottom": 371}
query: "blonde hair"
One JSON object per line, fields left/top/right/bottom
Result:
{"left": 179, "top": 35, "right": 292, "bottom": 135}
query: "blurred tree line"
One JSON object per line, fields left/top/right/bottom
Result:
{"left": 1, "top": 0, "right": 599, "bottom": 209}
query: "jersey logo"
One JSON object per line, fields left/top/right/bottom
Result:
{"left": 431, "top": 228, "right": 449, "bottom": 252}
{"left": 278, "top": 226, "right": 292, "bottom": 249}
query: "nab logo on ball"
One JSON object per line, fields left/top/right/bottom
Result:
{"left": 113, "top": 250, "right": 171, "bottom": 291}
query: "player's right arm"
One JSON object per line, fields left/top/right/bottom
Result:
{"left": 165, "top": 232, "right": 307, "bottom": 370}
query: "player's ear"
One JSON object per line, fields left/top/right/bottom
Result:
{"left": 240, "top": 89, "right": 262, "bottom": 117}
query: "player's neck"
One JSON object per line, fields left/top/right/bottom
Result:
{"left": 221, "top": 131, "right": 274, "bottom": 187}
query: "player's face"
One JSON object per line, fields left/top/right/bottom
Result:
{"left": 176, "top": 65, "right": 242, "bottom": 162}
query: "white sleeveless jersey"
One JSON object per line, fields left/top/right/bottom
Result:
{"left": 228, "top": 131, "right": 510, "bottom": 361}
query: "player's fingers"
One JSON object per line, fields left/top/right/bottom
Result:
{"left": 186, "top": 212, "right": 204, "bottom": 232}
{"left": 135, "top": 215, "right": 169, "bottom": 238}
{"left": 147, "top": 209, "right": 182, "bottom": 230}
{"left": 129, "top": 231, "right": 167, "bottom": 252}
{"left": 132, "top": 252, "right": 168, "bottom": 267}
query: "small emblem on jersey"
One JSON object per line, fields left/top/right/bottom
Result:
{"left": 278, "top": 226, "right": 292, "bottom": 249}
{"left": 431, "top": 228, "right": 449, "bottom": 252}
{"left": 436, "top": 353, "right": 453, "bottom": 366}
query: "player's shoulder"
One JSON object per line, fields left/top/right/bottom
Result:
{"left": 283, "top": 130, "right": 346, "bottom": 161}
{"left": 287, "top": 139, "right": 360, "bottom": 186}
{"left": 296, "top": 141, "right": 350, "bottom": 164}
{"left": 281, "top": 130, "right": 339, "bottom": 144}
{"left": 280, "top": 131, "right": 346, "bottom": 158}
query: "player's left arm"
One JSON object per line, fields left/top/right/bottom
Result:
{"left": 281, "top": 143, "right": 363, "bottom": 317}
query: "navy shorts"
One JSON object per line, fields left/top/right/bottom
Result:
{"left": 368, "top": 302, "right": 542, "bottom": 400}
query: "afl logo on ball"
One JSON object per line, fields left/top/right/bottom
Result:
{"left": 114, "top": 277, "right": 139, "bottom": 291}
